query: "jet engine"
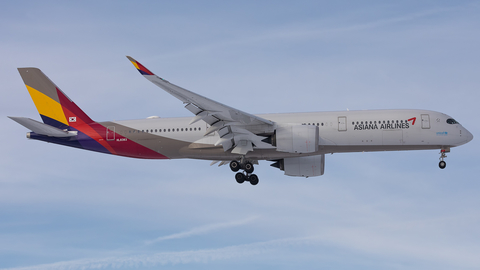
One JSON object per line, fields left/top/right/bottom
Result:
{"left": 271, "top": 154, "right": 325, "bottom": 177}
{"left": 275, "top": 124, "right": 319, "bottom": 154}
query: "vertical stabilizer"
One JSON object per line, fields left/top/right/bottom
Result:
{"left": 17, "top": 68, "right": 94, "bottom": 129}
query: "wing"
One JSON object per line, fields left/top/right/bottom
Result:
{"left": 127, "top": 56, "right": 275, "bottom": 155}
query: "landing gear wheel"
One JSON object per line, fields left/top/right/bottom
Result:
{"left": 244, "top": 162, "right": 254, "bottom": 174}
{"left": 438, "top": 149, "right": 448, "bottom": 169}
{"left": 249, "top": 174, "right": 259, "bottom": 185}
{"left": 235, "top": 172, "right": 245, "bottom": 183}
{"left": 230, "top": 160, "right": 240, "bottom": 172}
{"left": 439, "top": 161, "right": 446, "bottom": 169}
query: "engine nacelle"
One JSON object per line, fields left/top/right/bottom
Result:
{"left": 270, "top": 154, "right": 325, "bottom": 177}
{"left": 275, "top": 124, "right": 319, "bottom": 153}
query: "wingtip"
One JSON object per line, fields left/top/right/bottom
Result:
{"left": 126, "top": 56, "right": 154, "bottom": 76}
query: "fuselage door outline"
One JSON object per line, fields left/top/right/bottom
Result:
{"left": 421, "top": 114, "right": 430, "bottom": 129}
{"left": 106, "top": 126, "right": 115, "bottom": 141}
{"left": 338, "top": 116, "right": 347, "bottom": 132}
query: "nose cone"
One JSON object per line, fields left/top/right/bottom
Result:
{"left": 464, "top": 128, "right": 474, "bottom": 144}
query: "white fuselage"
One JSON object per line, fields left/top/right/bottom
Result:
{"left": 108, "top": 109, "right": 473, "bottom": 160}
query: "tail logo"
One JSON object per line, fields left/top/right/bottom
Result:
{"left": 69, "top": 117, "right": 77, "bottom": 122}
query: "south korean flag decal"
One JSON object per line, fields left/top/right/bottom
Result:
{"left": 69, "top": 116, "right": 77, "bottom": 123}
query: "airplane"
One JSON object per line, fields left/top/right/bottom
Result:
{"left": 9, "top": 56, "right": 473, "bottom": 185}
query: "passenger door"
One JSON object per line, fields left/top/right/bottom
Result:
{"left": 421, "top": 114, "right": 430, "bottom": 129}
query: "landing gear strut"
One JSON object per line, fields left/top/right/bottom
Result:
{"left": 439, "top": 149, "right": 448, "bottom": 169}
{"left": 230, "top": 160, "right": 259, "bottom": 185}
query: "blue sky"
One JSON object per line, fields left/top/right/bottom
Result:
{"left": 1, "top": 1, "right": 479, "bottom": 269}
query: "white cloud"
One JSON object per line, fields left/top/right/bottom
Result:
{"left": 144, "top": 216, "right": 259, "bottom": 244}
{"left": 0, "top": 237, "right": 299, "bottom": 270}
{"left": 4, "top": 226, "right": 480, "bottom": 270}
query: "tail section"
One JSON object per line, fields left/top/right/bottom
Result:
{"left": 17, "top": 68, "right": 94, "bottom": 129}
{"left": 15, "top": 68, "right": 114, "bottom": 155}
{"left": 13, "top": 65, "right": 168, "bottom": 160}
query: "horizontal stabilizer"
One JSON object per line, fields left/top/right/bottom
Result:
{"left": 9, "top": 116, "right": 77, "bottom": 137}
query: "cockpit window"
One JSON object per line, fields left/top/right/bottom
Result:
{"left": 446, "top": 118, "right": 459, "bottom": 124}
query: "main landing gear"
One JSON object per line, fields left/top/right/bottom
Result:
{"left": 230, "top": 160, "right": 259, "bottom": 185}
{"left": 439, "top": 149, "right": 449, "bottom": 169}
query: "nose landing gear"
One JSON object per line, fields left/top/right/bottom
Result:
{"left": 439, "top": 149, "right": 449, "bottom": 169}
{"left": 230, "top": 160, "right": 259, "bottom": 185}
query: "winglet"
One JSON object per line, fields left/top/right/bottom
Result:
{"left": 126, "top": 56, "right": 154, "bottom": 75}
